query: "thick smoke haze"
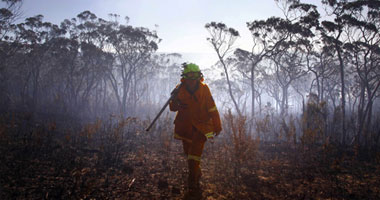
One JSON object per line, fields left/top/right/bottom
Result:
{"left": 1, "top": 0, "right": 380, "bottom": 199}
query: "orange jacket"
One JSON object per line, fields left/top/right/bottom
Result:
{"left": 169, "top": 80, "right": 222, "bottom": 142}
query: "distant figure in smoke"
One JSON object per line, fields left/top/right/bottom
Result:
{"left": 169, "top": 63, "right": 222, "bottom": 196}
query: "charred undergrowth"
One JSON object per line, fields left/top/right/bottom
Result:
{"left": 0, "top": 111, "right": 379, "bottom": 199}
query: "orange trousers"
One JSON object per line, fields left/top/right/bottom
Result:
{"left": 182, "top": 127, "right": 206, "bottom": 189}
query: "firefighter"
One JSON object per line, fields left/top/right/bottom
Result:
{"left": 169, "top": 63, "right": 222, "bottom": 195}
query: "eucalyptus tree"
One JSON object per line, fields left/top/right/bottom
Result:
{"left": 253, "top": 75, "right": 266, "bottom": 116}
{"left": 271, "top": 45, "right": 309, "bottom": 116}
{"left": 320, "top": 0, "right": 352, "bottom": 144}
{"left": 233, "top": 16, "right": 292, "bottom": 120}
{"left": 72, "top": 12, "right": 117, "bottom": 117}
{"left": 318, "top": 0, "right": 380, "bottom": 146}
{"left": 149, "top": 53, "right": 182, "bottom": 104}
{"left": 251, "top": 0, "right": 318, "bottom": 116}
{"left": 55, "top": 12, "right": 101, "bottom": 116}
{"left": 262, "top": 70, "right": 282, "bottom": 112}
{"left": 233, "top": 4, "right": 308, "bottom": 119}
{"left": 0, "top": 0, "right": 22, "bottom": 39}
{"left": 11, "top": 15, "right": 62, "bottom": 110}
{"left": 51, "top": 12, "right": 117, "bottom": 117}
{"left": 338, "top": 0, "right": 380, "bottom": 146}
{"left": 106, "top": 19, "right": 159, "bottom": 117}
{"left": 324, "top": 67, "right": 341, "bottom": 109}
{"left": 78, "top": 42, "right": 113, "bottom": 117}
{"left": 59, "top": 12, "right": 160, "bottom": 117}
{"left": 205, "top": 22, "right": 242, "bottom": 116}
{"left": 306, "top": 43, "right": 338, "bottom": 102}
{"left": 0, "top": 0, "right": 24, "bottom": 111}
{"left": 0, "top": 0, "right": 20, "bottom": 105}
{"left": 41, "top": 37, "right": 79, "bottom": 113}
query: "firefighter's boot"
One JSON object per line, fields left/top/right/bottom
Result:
{"left": 188, "top": 159, "right": 202, "bottom": 196}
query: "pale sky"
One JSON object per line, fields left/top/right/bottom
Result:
{"left": 19, "top": 0, "right": 323, "bottom": 67}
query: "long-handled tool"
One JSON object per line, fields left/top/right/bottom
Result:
{"left": 145, "top": 83, "right": 183, "bottom": 132}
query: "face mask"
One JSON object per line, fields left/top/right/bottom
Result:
{"left": 183, "top": 72, "right": 200, "bottom": 80}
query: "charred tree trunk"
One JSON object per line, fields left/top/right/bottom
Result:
{"left": 335, "top": 42, "right": 346, "bottom": 145}
{"left": 218, "top": 54, "right": 242, "bottom": 117}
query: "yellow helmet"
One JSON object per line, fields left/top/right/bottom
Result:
{"left": 182, "top": 63, "right": 201, "bottom": 74}
{"left": 181, "top": 63, "right": 203, "bottom": 80}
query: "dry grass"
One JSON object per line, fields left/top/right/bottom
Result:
{"left": 0, "top": 111, "right": 379, "bottom": 199}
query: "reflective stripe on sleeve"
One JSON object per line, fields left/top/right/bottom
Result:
{"left": 205, "top": 132, "right": 215, "bottom": 139}
{"left": 208, "top": 106, "right": 217, "bottom": 112}
{"left": 188, "top": 154, "right": 201, "bottom": 161}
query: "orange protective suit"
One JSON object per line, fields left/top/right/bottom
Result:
{"left": 169, "top": 79, "right": 222, "bottom": 191}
